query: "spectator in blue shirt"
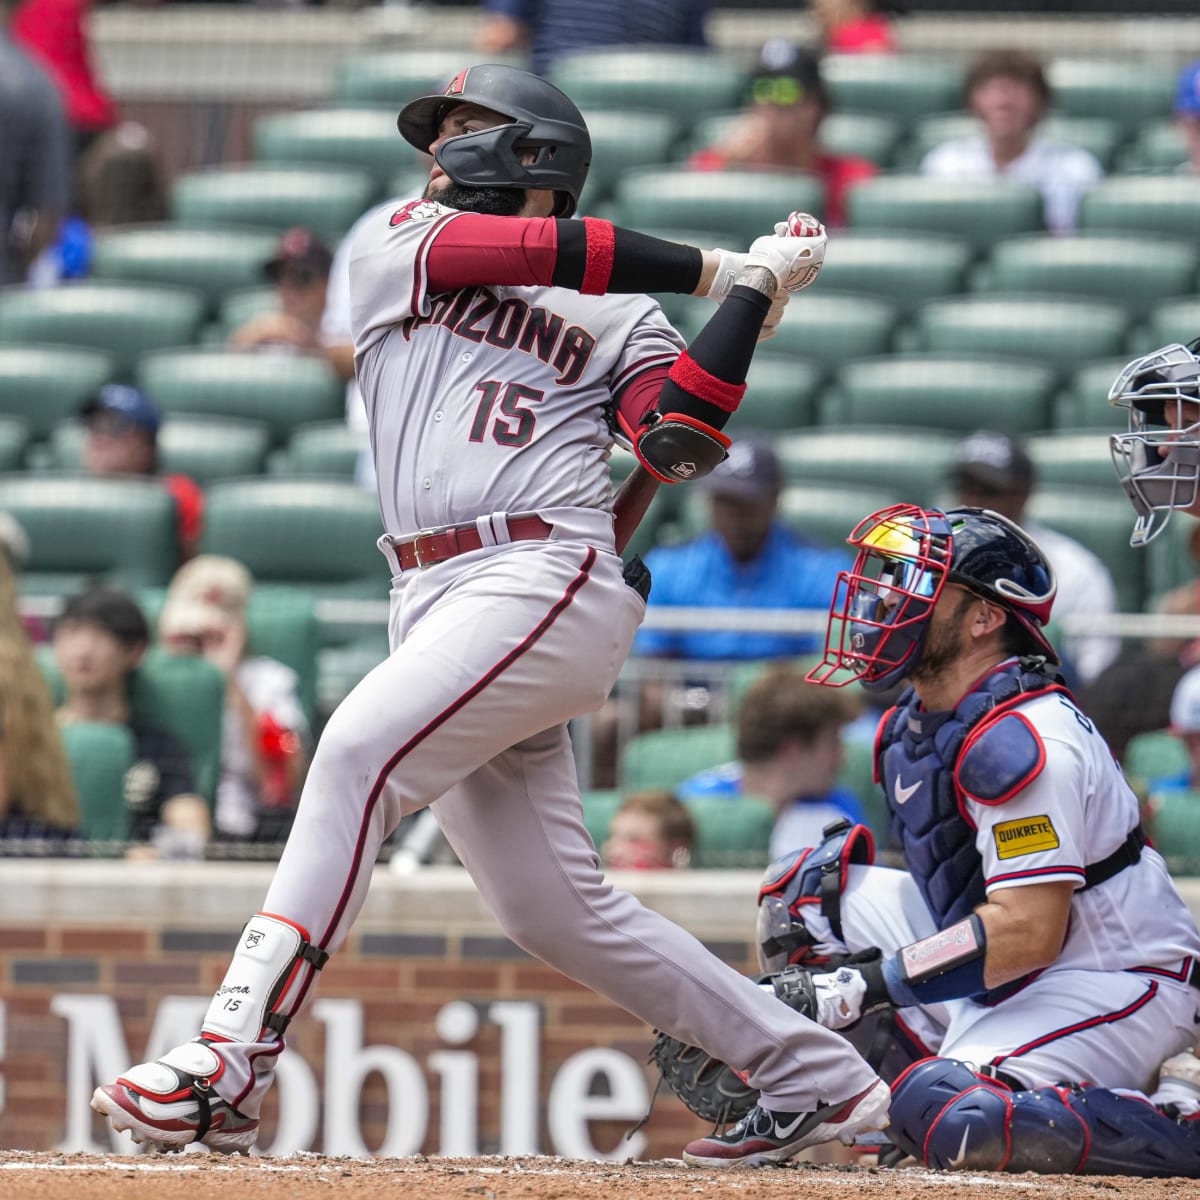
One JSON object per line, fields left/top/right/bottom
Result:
{"left": 635, "top": 439, "right": 851, "bottom": 662}
{"left": 678, "top": 663, "right": 865, "bottom": 858}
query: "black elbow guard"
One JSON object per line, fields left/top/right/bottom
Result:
{"left": 623, "top": 411, "right": 730, "bottom": 484}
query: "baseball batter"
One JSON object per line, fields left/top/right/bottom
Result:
{"left": 726, "top": 503, "right": 1200, "bottom": 1175}
{"left": 90, "top": 65, "right": 890, "bottom": 1166}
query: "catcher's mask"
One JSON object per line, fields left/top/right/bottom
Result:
{"left": 397, "top": 64, "right": 591, "bottom": 217}
{"left": 805, "top": 503, "right": 1058, "bottom": 692}
{"left": 1109, "top": 339, "right": 1200, "bottom": 547}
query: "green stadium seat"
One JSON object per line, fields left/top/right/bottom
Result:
{"left": 974, "top": 234, "right": 1199, "bottom": 320}
{"left": 215, "top": 287, "right": 279, "bottom": 341}
{"left": 648, "top": 289, "right": 716, "bottom": 340}
{"left": 774, "top": 427, "right": 956, "bottom": 507}
{"left": 621, "top": 723, "right": 735, "bottom": 790}
{"left": 1120, "top": 120, "right": 1188, "bottom": 173}
{"left": 759, "top": 292, "right": 898, "bottom": 371}
{"left": 1079, "top": 177, "right": 1200, "bottom": 240}
{"left": 688, "top": 796, "right": 775, "bottom": 868}
{"left": 136, "top": 350, "right": 344, "bottom": 447}
{"left": 827, "top": 355, "right": 1057, "bottom": 434}
{"left": 580, "top": 789, "right": 623, "bottom": 851}
{"left": 612, "top": 168, "right": 823, "bottom": 246}
{"left": 334, "top": 50, "right": 524, "bottom": 106}
{"left": 847, "top": 177, "right": 1044, "bottom": 255}
{"left": 549, "top": 49, "right": 746, "bottom": 128}
{"left": 60, "top": 722, "right": 134, "bottom": 843}
{"left": 1046, "top": 60, "right": 1175, "bottom": 132}
{"left": 273, "top": 421, "right": 369, "bottom": 479}
{"left": 0, "top": 345, "right": 115, "bottom": 438}
{"left": 822, "top": 54, "right": 963, "bottom": 121}
{"left": 1126, "top": 729, "right": 1189, "bottom": 787}
{"left": 1054, "top": 357, "right": 1133, "bottom": 432}
{"left": 1025, "top": 486, "right": 1144, "bottom": 611}
{"left": 90, "top": 226, "right": 279, "bottom": 311}
{"left": 253, "top": 108, "right": 418, "bottom": 185}
{"left": 316, "top": 633, "right": 389, "bottom": 722}
{"left": 0, "top": 284, "right": 205, "bottom": 378}
{"left": 1140, "top": 298, "right": 1200, "bottom": 349}
{"left": 0, "top": 415, "right": 30, "bottom": 472}
{"left": 902, "top": 113, "right": 1123, "bottom": 172}
{"left": 1147, "top": 788, "right": 1200, "bottom": 875}
{"left": 579, "top": 110, "right": 681, "bottom": 209}
{"left": 1145, "top": 514, "right": 1200, "bottom": 602}
{"left": 816, "top": 234, "right": 972, "bottom": 316}
{"left": 910, "top": 296, "right": 1129, "bottom": 380}
{"left": 0, "top": 475, "right": 178, "bottom": 596}
{"left": 1026, "top": 431, "right": 1119, "bottom": 491}
{"left": 737, "top": 358, "right": 823, "bottom": 432}
{"left": 171, "top": 165, "right": 379, "bottom": 243}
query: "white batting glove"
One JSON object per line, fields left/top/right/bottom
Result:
{"left": 809, "top": 964, "right": 869, "bottom": 1030}
{"left": 704, "top": 248, "right": 749, "bottom": 303}
{"left": 747, "top": 211, "right": 827, "bottom": 294}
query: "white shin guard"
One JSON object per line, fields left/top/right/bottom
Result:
{"left": 202, "top": 913, "right": 329, "bottom": 1043}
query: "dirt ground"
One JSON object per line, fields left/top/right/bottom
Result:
{"left": 1, "top": 1151, "right": 1193, "bottom": 1200}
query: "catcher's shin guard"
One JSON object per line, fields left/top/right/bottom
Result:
{"left": 201, "top": 913, "right": 329, "bottom": 1044}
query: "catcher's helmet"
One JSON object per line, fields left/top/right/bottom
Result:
{"left": 397, "top": 64, "right": 591, "bottom": 217}
{"left": 1109, "top": 339, "right": 1200, "bottom": 546}
{"left": 806, "top": 504, "right": 1058, "bottom": 692}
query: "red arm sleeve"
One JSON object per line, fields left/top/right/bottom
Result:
{"left": 424, "top": 213, "right": 560, "bottom": 293}
{"left": 615, "top": 363, "right": 673, "bottom": 433}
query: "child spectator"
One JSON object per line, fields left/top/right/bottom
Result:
{"left": 602, "top": 789, "right": 695, "bottom": 870}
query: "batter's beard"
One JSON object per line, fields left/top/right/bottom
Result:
{"left": 423, "top": 178, "right": 526, "bottom": 216}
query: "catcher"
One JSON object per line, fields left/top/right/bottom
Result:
{"left": 657, "top": 504, "right": 1200, "bottom": 1176}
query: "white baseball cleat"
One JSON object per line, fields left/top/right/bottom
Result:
{"left": 90, "top": 1040, "right": 259, "bottom": 1154}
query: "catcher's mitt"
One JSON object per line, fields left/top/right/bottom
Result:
{"left": 647, "top": 1032, "right": 759, "bottom": 1126}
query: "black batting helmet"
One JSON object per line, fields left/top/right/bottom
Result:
{"left": 397, "top": 64, "right": 591, "bottom": 217}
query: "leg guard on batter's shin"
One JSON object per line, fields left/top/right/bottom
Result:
{"left": 201, "top": 913, "right": 329, "bottom": 1043}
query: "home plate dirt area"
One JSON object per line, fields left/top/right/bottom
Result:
{"left": 0, "top": 1152, "right": 1188, "bottom": 1200}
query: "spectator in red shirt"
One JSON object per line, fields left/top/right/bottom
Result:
{"left": 810, "top": 0, "right": 900, "bottom": 55}
{"left": 80, "top": 385, "right": 204, "bottom": 562}
{"left": 688, "top": 41, "right": 876, "bottom": 227}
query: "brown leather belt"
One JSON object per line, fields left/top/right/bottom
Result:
{"left": 389, "top": 515, "right": 553, "bottom": 571}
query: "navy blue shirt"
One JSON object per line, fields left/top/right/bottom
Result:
{"left": 635, "top": 523, "right": 850, "bottom": 661}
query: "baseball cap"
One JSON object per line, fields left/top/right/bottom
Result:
{"left": 81, "top": 384, "right": 161, "bottom": 437}
{"left": 704, "top": 439, "right": 783, "bottom": 502}
{"left": 748, "top": 41, "right": 826, "bottom": 108}
{"left": 1174, "top": 60, "right": 1200, "bottom": 118}
{"left": 264, "top": 227, "right": 333, "bottom": 283}
{"left": 1171, "top": 665, "right": 1200, "bottom": 734}
{"left": 160, "top": 555, "right": 252, "bottom": 640}
{"left": 58, "top": 586, "right": 149, "bottom": 648}
{"left": 950, "top": 430, "right": 1035, "bottom": 494}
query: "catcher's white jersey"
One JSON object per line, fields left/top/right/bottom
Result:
{"left": 349, "top": 198, "right": 684, "bottom": 537}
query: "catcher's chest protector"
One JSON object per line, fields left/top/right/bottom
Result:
{"left": 876, "top": 662, "right": 1065, "bottom": 934}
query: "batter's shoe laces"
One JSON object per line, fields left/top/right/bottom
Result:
{"left": 682, "top": 1076, "right": 891, "bottom": 1168}
{"left": 90, "top": 1039, "right": 259, "bottom": 1153}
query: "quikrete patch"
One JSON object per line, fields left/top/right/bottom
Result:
{"left": 992, "top": 816, "right": 1060, "bottom": 859}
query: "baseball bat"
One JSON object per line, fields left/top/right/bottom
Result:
{"left": 613, "top": 464, "right": 661, "bottom": 555}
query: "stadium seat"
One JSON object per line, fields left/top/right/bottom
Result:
{"left": 215, "top": 287, "right": 279, "bottom": 341}
{"left": 253, "top": 108, "right": 418, "bottom": 186}
{"left": 136, "top": 349, "right": 344, "bottom": 446}
{"left": 1079, "top": 177, "right": 1200, "bottom": 240}
{"left": 847, "top": 177, "right": 1044, "bottom": 255}
{"left": 773, "top": 427, "right": 956, "bottom": 507}
{"left": 612, "top": 167, "right": 823, "bottom": 246}
{"left": 60, "top": 722, "right": 134, "bottom": 843}
{"left": 316, "top": 633, "right": 389, "bottom": 723}
{"left": 578, "top": 110, "right": 680, "bottom": 209}
{"left": 1126, "top": 730, "right": 1190, "bottom": 789}
{"left": 43, "top": 415, "right": 270, "bottom": 484}
{"left": 738, "top": 357, "right": 823, "bottom": 431}
{"left": 1026, "top": 431, "right": 1119, "bottom": 492}
{"left": 90, "top": 226, "right": 279, "bottom": 311}
{"left": 1054, "top": 357, "right": 1134, "bottom": 432}
{"left": 1145, "top": 514, "right": 1200, "bottom": 602}
{"left": 910, "top": 296, "right": 1129, "bottom": 381}
{"left": 688, "top": 796, "right": 775, "bottom": 868}
{"left": 974, "top": 234, "right": 1198, "bottom": 320}
{"left": 1139, "top": 298, "right": 1200, "bottom": 350}
{"left": 0, "top": 284, "right": 205, "bottom": 378}
{"left": 1025, "top": 486, "right": 1144, "bottom": 611}
{"left": 0, "top": 345, "right": 115, "bottom": 438}
{"left": 273, "top": 421, "right": 369, "bottom": 479}
{"left": 580, "top": 789, "right": 623, "bottom": 851}
{"left": 1147, "top": 788, "right": 1200, "bottom": 875}
{"left": 815, "top": 234, "right": 972, "bottom": 316}
{"left": 549, "top": 48, "right": 746, "bottom": 128}
{"left": 0, "top": 416, "right": 30, "bottom": 472}
{"left": 821, "top": 54, "right": 963, "bottom": 121}
{"left": 901, "top": 113, "right": 1123, "bottom": 172}
{"left": 648, "top": 289, "right": 717, "bottom": 340}
{"left": 334, "top": 50, "right": 524, "bottom": 106}
{"left": 827, "top": 355, "right": 1058, "bottom": 434}
{"left": 1120, "top": 120, "right": 1188, "bottom": 173}
{"left": 759, "top": 292, "right": 898, "bottom": 371}
{"left": 171, "top": 165, "right": 379, "bottom": 243}
{"left": 621, "top": 723, "right": 735, "bottom": 790}
{"left": 1046, "top": 59, "right": 1176, "bottom": 133}
{"left": 0, "top": 475, "right": 178, "bottom": 595}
